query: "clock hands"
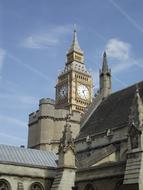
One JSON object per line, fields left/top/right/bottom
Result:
{"left": 60, "top": 86, "right": 67, "bottom": 98}
{"left": 77, "top": 85, "right": 89, "bottom": 100}
{"left": 82, "top": 90, "right": 87, "bottom": 99}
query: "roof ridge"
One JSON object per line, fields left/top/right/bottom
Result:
{"left": 110, "top": 80, "right": 143, "bottom": 97}
{"left": 0, "top": 144, "right": 56, "bottom": 154}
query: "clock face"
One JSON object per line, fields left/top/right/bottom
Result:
{"left": 77, "top": 84, "right": 89, "bottom": 100}
{"left": 59, "top": 85, "right": 68, "bottom": 99}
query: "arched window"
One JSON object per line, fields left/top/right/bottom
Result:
{"left": 0, "top": 179, "right": 11, "bottom": 190}
{"left": 84, "top": 184, "right": 94, "bottom": 190}
{"left": 31, "top": 182, "right": 44, "bottom": 190}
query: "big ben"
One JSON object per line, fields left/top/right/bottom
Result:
{"left": 55, "top": 29, "right": 93, "bottom": 113}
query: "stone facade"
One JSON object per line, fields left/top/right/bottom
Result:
{"left": 28, "top": 98, "right": 81, "bottom": 152}
{"left": 1, "top": 29, "right": 143, "bottom": 190}
{"left": 73, "top": 80, "right": 143, "bottom": 190}
{"left": 51, "top": 121, "right": 76, "bottom": 190}
{"left": 55, "top": 29, "right": 93, "bottom": 113}
{"left": 28, "top": 29, "right": 93, "bottom": 152}
{"left": 0, "top": 144, "right": 58, "bottom": 190}
{"left": 0, "top": 163, "right": 55, "bottom": 190}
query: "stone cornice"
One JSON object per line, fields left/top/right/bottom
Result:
{"left": 76, "top": 122, "right": 128, "bottom": 143}
{"left": 29, "top": 115, "right": 80, "bottom": 127}
{"left": 76, "top": 138, "right": 127, "bottom": 154}
{"left": 0, "top": 172, "right": 55, "bottom": 180}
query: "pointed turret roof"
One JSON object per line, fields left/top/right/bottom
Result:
{"left": 102, "top": 51, "right": 109, "bottom": 72}
{"left": 68, "top": 27, "right": 83, "bottom": 54}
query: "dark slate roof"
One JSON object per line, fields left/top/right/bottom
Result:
{"left": 77, "top": 81, "right": 143, "bottom": 139}
{"left": 0, "top": 144, "right": 58, "bottom": 168}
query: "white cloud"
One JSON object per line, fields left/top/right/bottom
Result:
{"left": 103, "top": 38, "right": 143, "bottom": 87}
{"left": 104, "top": 38, "right": 134, "bottom": 75}
{"left": 109, "top": 0, "right": 143, "bottom": 34}
{"left": 106, "top": 38, "right": 130, "bottom": 61}
{"left": 0, "top": 48, "right": 6, "bottom": 72}
{"left": 22, "top": 25, "right": 71, "bottom": 49}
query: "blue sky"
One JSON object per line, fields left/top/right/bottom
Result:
{"left": 0, "top": 0, "right": 143, "bottom": 147}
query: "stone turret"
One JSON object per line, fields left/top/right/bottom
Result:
{"left": 51, "top": 114, "right": 76, "bottom": 190}
{"left": 99, "top": 52, "right": 111, "bottom": 98}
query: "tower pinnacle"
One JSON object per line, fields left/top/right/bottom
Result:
{"left": 102, "top": 51, "right": 109, "bottom": 72}
{"left": 68, "top": 27, "right": 83, "bottom": 54}
{"left": 66, "top": 27, "right": 84, "bottom": 64}
{"left": 99, "top": 52, "right": 112, "bottom": 98}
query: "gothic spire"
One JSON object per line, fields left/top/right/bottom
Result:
{"left": 102, "top": 51, "right": 109, "bottom": 72}
{"left": 99, "top": 51, "right": 112, "bottom": 98}
{"left": 68, "top": 27, "right": 83, "bottom": 54}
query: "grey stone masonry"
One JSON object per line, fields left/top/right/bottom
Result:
{"left": 99, "top": 52, "right": 112, "bottom": 98}
{"left": 124, "top": 149, "right": 142, "bottom": 184}
{"left": 124, "top": 87, "right": 143, "bottom": 189}
{"left": 28, "top": 98, "right": 81, "bottom": 152}
{"left": 51, "top": 120, "right": 76, "bottom": 190}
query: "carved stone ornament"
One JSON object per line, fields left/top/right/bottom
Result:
{"left": 106, "top": 128, "right": 113, "bottom": 137}
{"left": 86, "top": 135, "right": 92, "bottom": 144}
{"left": 129, "top": 123, "right": 141, "bottom": 149}
{"left": 59, "top": 122, "right": 75, "bottom": 153}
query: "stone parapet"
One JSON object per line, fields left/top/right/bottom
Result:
{"left": 28, "top": 97, "right": 81, "bottom": 152}
{"left": 39, "top": 98, "right": 55, "bottom": 106}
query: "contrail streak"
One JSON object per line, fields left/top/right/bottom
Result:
{"left": 112, "top": 73, "right": 128, "bottom": 87}
{"left": 109, "top": 0, "right": 143, "bottom": 34}
{"left": 7, "top": 52, "right": 51, "bottom": 81}
{"left": 133, "top": 60, "right": 143, "bottom": 69}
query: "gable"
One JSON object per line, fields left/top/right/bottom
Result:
{"left": 77, "top": 81, "right": 143, "bottom": 139}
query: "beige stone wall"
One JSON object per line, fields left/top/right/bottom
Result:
{"left": 0, "top": 163, "right": 56, "bottom": 190}
{"left": 28, "top": 98, "right": 81, "bottom": 152}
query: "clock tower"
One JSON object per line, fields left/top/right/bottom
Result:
{"left": 55, "top": 29, "right": 93, "bottom": 113}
